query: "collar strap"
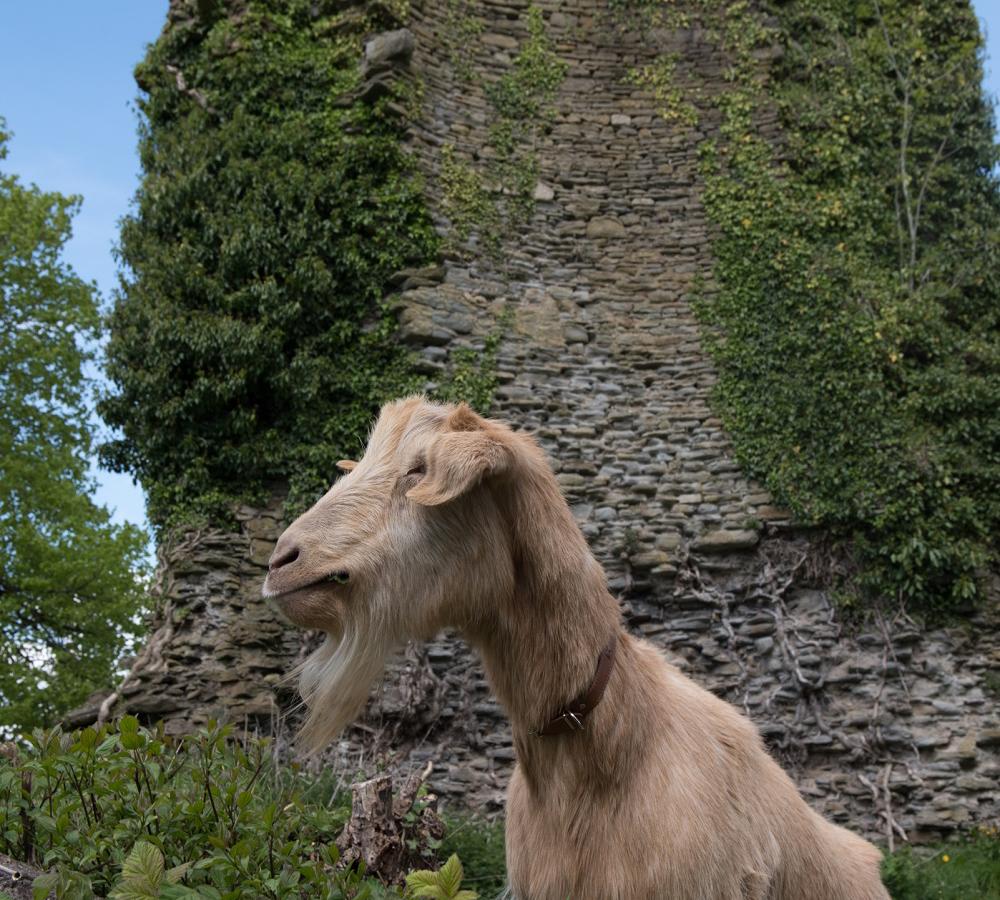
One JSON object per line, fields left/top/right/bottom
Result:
{"left": 531, "top": 637, "right": 617, "bottom": 737}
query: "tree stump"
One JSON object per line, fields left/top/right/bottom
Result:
{"left": 0, "top": 852, "right": 48, "bottom": 900}
{"left": 337, "top": 763, "right": 444, "bottom": 884}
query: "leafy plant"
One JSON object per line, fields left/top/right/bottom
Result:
{"left": 433, "top": 310, "right": 511, "bottom": 413}
{"left": 99, "top": 0, "right": 438, "bottom": 529}
{"left": 404, "top": 855, "right": 476, "bottom": 900}
{"left": 0, "top": 721, "right": 501, "bottom": 900}
{"left": 0, "top": 721, "right": 367, "bottom": 898}
{"left": 635, "top": 0, "right": 1000, "bottom": 611}
{"left": 107, "top": 841, "right": 190, "bottom": 899}
{"left": 625, "top": 53, "right": 698, "bottom": 126}
{"left": 440, "top": 5, "right": 566, "bottom": 259}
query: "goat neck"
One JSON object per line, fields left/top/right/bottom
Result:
{"left": 466, "top": 446, "right": 648, "bottom": 793}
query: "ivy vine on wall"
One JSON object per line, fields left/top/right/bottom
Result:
{"left": 439, "top": 5, "right": 567, "bottom": 260}
{"left": 100, "top": 0, "right": 438, "bottom": 528}
{"left": 633, "top": 0, "right": 1000, "bottom": 611}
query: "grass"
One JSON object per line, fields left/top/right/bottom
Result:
{"left": 438, "top": 815, "right": 506, "bottom": 897}
{"left": 882, "top": 828, "right": 1000, "bottom": 899}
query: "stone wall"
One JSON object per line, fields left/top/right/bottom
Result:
{"left": 382, "top": 0, "right": 1000, "bottom": 842}
{"left": 107, "top": 489, "right": 302, "bottom": 734}
{"left": 110, "top": 0, "right": 1000, "bottom": 846}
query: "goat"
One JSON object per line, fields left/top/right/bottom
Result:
{"left": 262, "top": 397, "right": 889, "bottom": 900}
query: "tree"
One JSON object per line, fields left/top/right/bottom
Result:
{"left": 0, "top": 121, "right": 148, "bottom": 731}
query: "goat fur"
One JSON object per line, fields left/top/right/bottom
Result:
{"left": 263, "top": 398, "right": 889, "bottom": 900}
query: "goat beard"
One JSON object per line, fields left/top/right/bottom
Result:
{"left": 296, "top": 606, "right": 395, "bottom": 751}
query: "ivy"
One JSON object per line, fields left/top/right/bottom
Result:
{"left": 99, "top": 0, "right": 438, "bottom": 528}
{"left": 659, "top": 0, "right": 1000, "bottom": 611}
{"left": 440, "top": 5, "right": 566, "bottom": 259}
{"left": 626, "top": 53, "right": 699, "bottom": 126}
{"left": 433, "top": 307, "right": 512, "bottom": 413}
{"left": 441, "top": 0, "right": 485, "bottom": 83}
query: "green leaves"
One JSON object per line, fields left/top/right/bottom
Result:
{"left": 0, "top": 124, "right": 150, "bottom": 732}
{"left": 0, "top": 721, "right": 407, "bottom": 898}
{"left": 405, "top": 854, "right": 477, "bottom": 900}
{"left": 691, "top": 0, "right": 1000, "bottom": 611}
{"left": 111, "top": 841, "right": 166, "bottom": 899}
{"left": 107, "top": 841, "right": 192, "bottom": 899}
{"left": 0, "top": 722, "right": 491, "bottom": 898}
{"left": 101, "top": 1, "right": 438, "bottom": 528}
{"left": 440, "top": 5, "right": 565, "bottom": 260}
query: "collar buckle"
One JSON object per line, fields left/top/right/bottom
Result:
{"left": 557, "top": 710, "right": 585, "bottom": 731}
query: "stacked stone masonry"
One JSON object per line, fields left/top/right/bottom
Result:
{"left": 114, "top": 0, "right": 999, "bottom": 845}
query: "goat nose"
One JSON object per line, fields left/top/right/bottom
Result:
{"left": 268, "top": 544, "right": 300, "bottom": 572}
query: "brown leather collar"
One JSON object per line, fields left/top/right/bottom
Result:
{"left": 531, "top": 637, "right": 617, "bottom": 736}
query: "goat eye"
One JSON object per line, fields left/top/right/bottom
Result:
{"left": 406, "top": 461, "right": 426, "bottom": 478}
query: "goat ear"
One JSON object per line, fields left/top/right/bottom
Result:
{"left": 336, "top": 460, "right": 357, "bottom": 473}
{"left": 407, "top": 405, "right": 512, "bottom": 506}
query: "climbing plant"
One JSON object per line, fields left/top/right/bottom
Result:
{"left": 440, "top": 5, "right": 567, "bottom": 259}
{"left": 630, "top": 0, "right": 1000, "bottom": 610}
{"left": 100, "top": 0, "right": 438, "bottom": 528}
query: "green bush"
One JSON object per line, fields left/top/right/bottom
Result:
{"left": 882, "top": 829, "right": 1000, "bottom": 899}
{"left": 688, "top": 0, "right": 1000, "bottom": 611}
{"left": 4, "top": 721, "right": 1000, "bottom": 899}
{"left": 0, "top": 722, "right": 484, "bottom": 900}
{"left": 99, "top": 0, "right": 438, "bottom": 528}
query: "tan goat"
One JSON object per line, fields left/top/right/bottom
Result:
{"left": 262, "top": 397, "right": 889, "bottom": 900}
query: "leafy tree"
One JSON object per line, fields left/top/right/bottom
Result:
{"left": 0, "top": 122, "right": 148, "bottom": 731}
{"left": 99, "top": 0, "right": 438, "bottom": 528}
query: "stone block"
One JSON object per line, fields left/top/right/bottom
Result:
{"left": 533, "top": 182, "right": 555, "bottom": 201}
{"left": 249, "top": 538, "right": 274, "bottom": 567}
{"left": 586, "top": 217, "right": 626, "bottom": 238}
{"left": 362, "top": 29, "right": 414, "bottom": 73}
{"left": 631, "top": 550, "right": 671, "bottom": 569}
{"left": 691, "top": 529, "right": 760, "bottom": 553}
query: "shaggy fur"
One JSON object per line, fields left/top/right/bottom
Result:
{"left": 263, "top": 398, "right": 889, "bottom": 900}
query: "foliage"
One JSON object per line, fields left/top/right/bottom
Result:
{"left": 438, "top": 145, "right": 501, "bottom": 253}
{"left": 0, "top": 123, "right": 149, "bottom": 732}
{"left": 433, "top": 309, "right": 511, "bottom": 414}
{"left": 9, "top": 719, "right": 997, "bottom": 900}
{"left": 0, "top": 721, "right": 488, "bottom": 899}
{"left": 404, "top": 855, "right": 476, "bottom": 900}
{"left": 441, "top": 0, "right": 485, "bottom": 83}
{"left": 881, "top": 827, "right": 1000, "bottom": 899}
{"left": 625, "top": 53, "right": 698, "bottom": 126}
{"left": 670, "top": 0, "right": 1000, "bottom": 610}
{"left": 440, "top": 5, "right": 566, "bottom": 259}
{"left": 99, "top": 0, "right": 438, "bottom": 528}
{"left": 436, "top": 817, "right": 504, "bottom": 898}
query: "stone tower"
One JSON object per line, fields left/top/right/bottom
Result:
{"left": 93, "top": 0, "right": 1000, "bottom": 843}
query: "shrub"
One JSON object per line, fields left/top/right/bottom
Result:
{"left": 0, "top": 722, "right": 482, "bottom": 899}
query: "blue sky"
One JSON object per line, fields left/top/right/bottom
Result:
{"left": 1, "top": 1, "right": 998, "bottom": 541}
